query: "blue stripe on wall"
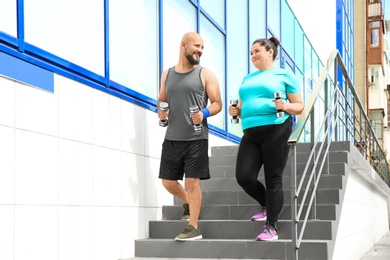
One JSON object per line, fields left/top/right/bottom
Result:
{"left": 0, "top": 51, "right": 54, "bottom": 92}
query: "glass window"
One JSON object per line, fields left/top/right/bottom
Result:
{"left": 200, "top": 14, "right": 226, "bottom": 131}
{"left": 281, "top": 2, "right": 295, "bottom": 60}
{"left": 312, "top": 52, "right": 319, "bottom": 85}
{"left": 370, "top": 118, "right": 383, "bottom": 139}
{"left": 369, "top": 67, "right": 379, "bottom": 90}
{"left": 0, "top": 0, "right": 17, "bottom": 37}
{"left": 370, "top": 29, "right": 379, "bottom": 47}
{"left": 336, "top": 0, "right": 354, "bottom": 84}
{"left": 24, "top": 0, "right": 104, "bottom": 76}
{"left": 249, "top": 0, "right": 266, "bottom": 73}
{"left": 294, "top": 20, "right": 304, "bottom": 71}
{"left": 162, "top": 0, "right": 196, "bottom": 71}
{"left": 226, "top": 0, "right": 248, "bottom": 137}
{"left": 304, "top": 35, "right": 313, "bottom": 94}
{"left": 369, "top": 21, "right": 380, "bottom": 28}
{"left": 200, "top": 0, "right": 225, "bottom": 29}
{"left": 110, "top": 0, "right": 158, "bottom": 99}
{"left": 267, "top": 0, "right": 281, "bottom": 40}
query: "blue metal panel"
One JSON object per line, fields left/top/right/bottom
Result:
{"left": 17, "top": 0, "right": 25, "bottom": 53}
{"left": 0, "top": 32, "right": 18, "bottom": 47}
{"left": 0, "top": 51, "right": 54, "bottom": 92}
{"left": 104, "top": 0, "right": 109, "bottom": 87}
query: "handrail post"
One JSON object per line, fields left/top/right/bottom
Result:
{"left": 290, "top": 144, "right": 298, "bottom": 260}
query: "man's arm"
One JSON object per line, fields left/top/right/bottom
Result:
{"left": 157, "top": 70, "right": 169, "bottom": 121}
{"left": 201, "top": 68, "right": 222, "bottom": 117}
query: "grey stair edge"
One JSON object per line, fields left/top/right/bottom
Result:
{"left": 135, "top": 238, "right": 331, "bottom": 243}
{"left": 148, "top": 219, "right": 334, "bottom": 240}
{"left": 148, "top": 219, "right": 333, "bottom": 224}
{"left": 129, "top": 258, "right": 262, "bottom": 260}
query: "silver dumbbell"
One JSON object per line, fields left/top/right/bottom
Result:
{"left": 159, "top": 102, "right": 169, "bottom": 127}
{"left": 274, "top": 92, "right": 284, "bottom": 117}
{"left": 230, "top": 99, "right": 239, "bottom": 124}
{"left": 189, "top": 105, "right": 202, "bottom": 132}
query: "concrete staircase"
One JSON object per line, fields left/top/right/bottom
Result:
{"left": 134, "top": 143, "right": 348, "bottom": 259}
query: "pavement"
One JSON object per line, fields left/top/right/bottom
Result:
{"left": 360, "top": 230, "right": 390, "bottom": 260}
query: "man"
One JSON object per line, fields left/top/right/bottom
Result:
{"left": 157, "top": 32, "right": 222, "bottom": 241}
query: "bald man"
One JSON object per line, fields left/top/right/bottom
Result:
{"left": 157, "top": 32, "right": 222, "bottom": 241}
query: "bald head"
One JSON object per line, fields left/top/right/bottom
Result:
{"left": 181, "top": 32, "right": 202, "bottom": 43}
{"left": 180, "top": 32, "right": 204, "bottom": 65}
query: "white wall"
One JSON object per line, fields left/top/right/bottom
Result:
{"left": 332, "top": 146, "right": 390, "bottom": 260}
{"left": 0, "top": 74, "right": 235, "bottom": 260}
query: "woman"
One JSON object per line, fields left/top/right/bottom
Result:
{"left": 228, "top": 37, "right": 304, "bottom": 241}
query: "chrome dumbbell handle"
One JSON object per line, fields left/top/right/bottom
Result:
{"left": 274, "top": 92, "right": 284, "bottom": 118}
{"left": 159, "top": 102, "right": 169, "bottom": 127}
{"left": 230, "top": 99, "right": 239, "bottom": 124}
{"left": 189, "top": 105, "right": 202, "bottom": 132}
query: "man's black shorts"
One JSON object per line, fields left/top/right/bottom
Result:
{"left": 159, "top": 139, "right": 210, "bottom": 180}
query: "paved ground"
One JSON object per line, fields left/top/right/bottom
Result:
{"left": 361, "top": 230, "right": 390, "bottom": 260}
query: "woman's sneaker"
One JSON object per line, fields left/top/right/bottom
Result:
{"left": 256, "top": 223, "right": 278, "bottom": 241}
{"left": 250, "top": 206, "right": 267, "bottom": 221}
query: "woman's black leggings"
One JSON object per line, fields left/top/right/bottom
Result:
{"left": 235, "top": 117, "right": 292, "bottom": 226}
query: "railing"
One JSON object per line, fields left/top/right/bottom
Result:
{"left": 287, "top": 49, "right": 390, "bottom": 260}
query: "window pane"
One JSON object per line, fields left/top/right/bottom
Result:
{"left": 200, "top": 0, "right": 225, "bottom": 29}
{"left": 110, "top": 0, "right": 158, "bottom": 99}
{"left": 267, "top": 0, "right": 281, "bottom": 40}
{"left": 371, "top": 29, "right": 379, "bottom": 47}
{"left": 200, "top": 14, "right": 225, "bottom": 130}
{"left": 281, "top": 2, "right": 295, "bottom": 59}
{"left": 24, "top": 0, "right": 104, "bottom": 75}
{"left": 162, "top": 0, "right": 196, "bottom": 71}
{"left": 226, "top": 0, "right": 247, "bottom": 137}
{"left": 295, "top": 20, "right": 304, "bottom": 70}
{"left": 0, "top": 0, "right": 17, "bottom": 37}
{"left": 369, "top": 21, "right": 380, "bottom": 28}
{"left": 249, "top": 0, "right": 266, "bottom": 73}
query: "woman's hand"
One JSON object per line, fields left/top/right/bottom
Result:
{"left": 228, "top": 105, "right": 240, "bottom": 117}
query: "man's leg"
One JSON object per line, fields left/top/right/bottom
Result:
{"left": 162, "top": 179, "right": 188, "bottom": 204}
{"left": 185, "top": 177, "right": 201, "bottom": 229}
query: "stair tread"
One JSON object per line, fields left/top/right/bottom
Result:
{"left": 136, "top": 238, "right": 331, "bottom": 243}
{"left": 135, "top": 142, "right": 352, "bottom": 259}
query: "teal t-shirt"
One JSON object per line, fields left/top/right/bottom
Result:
{"left": 239, "top": 67, "right": 301, "bottom": 130}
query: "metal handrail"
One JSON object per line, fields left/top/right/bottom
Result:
{"left": 288, "top": 49, "right": 390, "bottom": 260}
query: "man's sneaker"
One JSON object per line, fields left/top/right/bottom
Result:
{"left": 251, "top": 206, "right": 267, "bottom": 221}
{"left": 256, "top": 224, "right": 278, "bottom": 241}
{"left": 181, "top": 203, "right": 190, "bottom": 220}
{"left": 175, "top": 225, "right": 203, "bottom": 241}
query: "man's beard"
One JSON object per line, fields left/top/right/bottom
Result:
{"left": 185, "top": 53, "right": 200, "bottom": 65}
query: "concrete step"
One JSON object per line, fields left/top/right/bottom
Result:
{"left": 134, "top": 142, "right": 351, "bottom": 259}
{"left": 134, "top": 238, "right": 330, "bottom": 259}
{"left": 209, "top": 162, "right": 348, "bottom": 178}
{"left": 163, "top": 204, "right": 338, "bottom": 221}
{"left": 148, "top": 220, "right": 334, "bottom": 240}
{"left": 174, "top": 188, "right": 341, "bottom": 207}
{"left": 209, "top": 157, "right": 349, "bottom": 178}
{"left": 210, "top": 141, "right": 352, "bottom": 157}
{"left": 202, "top": 174, "right": 345, "bottom": 190}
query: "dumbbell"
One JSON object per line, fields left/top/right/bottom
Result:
{"left": 159, "top": 102, "right": 169, "bottom": 127}
{"left": 274, "top": 92, "right": 284, "bottom": 117}
{"left": 230, "top": 99, "right": 239, "bottom": 124}
{"left": 189, "top": 105, "right": 202, "bottom": 132}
